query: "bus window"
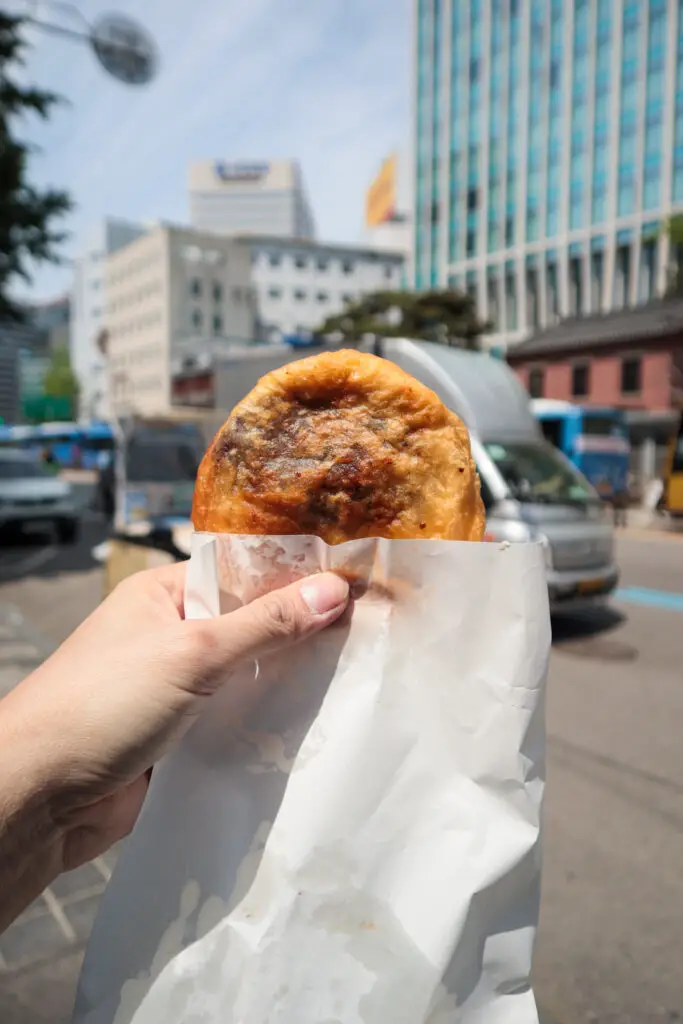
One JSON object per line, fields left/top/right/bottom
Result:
{"left": 583, "top": 414, "right": 626, "bottom": 438}
{"left": 539, "top": 418, "right": 563, "bottom": 448}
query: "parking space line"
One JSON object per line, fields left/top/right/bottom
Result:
{"left": 0, "top": 544, "right": 57, "bottom": 581}
{"left": 40, "top": 887, "right": 77, "bottom": 942}
{"left": 93, "top": 857, "right": 112, "bottom": 882}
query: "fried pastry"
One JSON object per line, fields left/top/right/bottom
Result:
{"left": 192, "top": 349, "right": 485, "bottom": 544}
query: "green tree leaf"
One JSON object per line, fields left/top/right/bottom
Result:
{"left": 0, "top": 13, "right": 73, "bottom": 321}
{"left": 43, "top": 344, "right": 79, "bottom": 400}
{"left": 315, "top": 288, "right": 489, "bottom": 350}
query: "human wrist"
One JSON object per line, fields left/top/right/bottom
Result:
{"left": 0, "top": 688, "right": 67, "bottom": 931}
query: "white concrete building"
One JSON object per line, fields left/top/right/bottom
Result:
{"left": 189, "top": 160, "right": 316, "bottom": 239}
{"left": 364, "top": 217, "right": 413, "bottom": 288}
{"left": 71, "top": 218, "right": 146, "bottom": 420}
{"left": 105, "top": 225, "right": 254, "bottom": 416}
{"left": 245, "top": 236, "right": 405, "bottom": 341}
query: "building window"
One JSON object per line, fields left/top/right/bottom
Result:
{"left": 294, "top": 289, "right": 307, "bottom": 301}
{"left": 294, "top": 254, "right": 308, "bottom": 269}
{"left": 341, "top": 260, "right": 354, "bottom": 274}
{"left": 528, "top": 367, "right": 544, "bottom": 398}
{"left": 190, "top": 278, "right": 202, "bottom": 298}
{"left": 268, "top": 287, "right": 282, "bottom": 300}
{"left": 591, "top": 251, "right": 604, "bottom": 312}
{"left": 571, "top": 363, "right": 590, "bottom": 397}
{"left": 212, "top": 313, "right": 223, "bottom": 335}
{"left": 191, "top": 308, "right": 202, "bottom": 331}
{"left": 316, "top": 258, "right": 329, "bottom": 271}
{"left": 505, "top": 272, "right": 517, "bottom": 329}
{"left": 621, "top": 356, "right": 641, "bottom": 394}
{"left": 212, "top": 281, "right": 222, "bottom": 302}
{"left": 232, "top": 287, "right": 242, "bottom": 302}
{"left": 269, "top": 253, "right": 282, "bottom": 267}
{"left": 342, "top": 293, "right": 354, "bottom": 304}
{"left": 569, "top": 257, "right": 583, "bottom": 316}
{"left": 384, "top": 264, "right": 393, "bottom": 280}
{"left": 614, "top": 245, "right": 631, "bottom": 307}
{"left": 317, "top": 291, "right": 328, "bottom": 303}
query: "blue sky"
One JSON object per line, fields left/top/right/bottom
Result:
{"left": 14, "top": 0, "right": 411, "bottom": 300}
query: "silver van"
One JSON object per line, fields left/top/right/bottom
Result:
{"left": 366, "top": 339, "right": 618, "bottom": 614}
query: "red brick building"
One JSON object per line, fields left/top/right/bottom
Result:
{"left": 507, "top": 298, "right": 683, "bottom": 489}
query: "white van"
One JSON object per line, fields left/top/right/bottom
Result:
{"left": 365, "top": 339, "right": 618, "bottom": 614}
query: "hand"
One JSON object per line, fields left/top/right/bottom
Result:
{"left": 0, "top": 563, "right": 349, "bottom": 931}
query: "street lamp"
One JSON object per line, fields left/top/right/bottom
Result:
{"left": 21, "top": 1, "right": 159, "bottom": 86}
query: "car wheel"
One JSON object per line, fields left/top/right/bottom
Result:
{"left": 57, "top": 520, "right": 80, "bottom": 545}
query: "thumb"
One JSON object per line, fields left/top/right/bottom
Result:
{"left": 184, "top": 572, "right": 350, "bottom": 691}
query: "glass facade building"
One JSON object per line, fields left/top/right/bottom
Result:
{"left": 414, "top": 0, "right": 683, "bottom": 345}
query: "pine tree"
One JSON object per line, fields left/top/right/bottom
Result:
{"left": 0, "top": 12, "right": 72, "bottom": 321}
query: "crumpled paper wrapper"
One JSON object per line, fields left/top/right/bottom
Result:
{"left": 74, "top": 532, "right": 550, "bottom": 1024}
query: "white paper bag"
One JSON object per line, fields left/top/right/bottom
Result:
{"left": 74, "top": 532, "right": 550, "bottom": 1024}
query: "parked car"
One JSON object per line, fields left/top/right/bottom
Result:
{"left": 0, "top": 449, "right": 80, "bottom": 543}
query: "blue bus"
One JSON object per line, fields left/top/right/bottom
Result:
{"left": 0, "top": 422, "right": 115, "bottom": 470}
{"left": 531, "top": 400, "right": 630, "bottom": 499}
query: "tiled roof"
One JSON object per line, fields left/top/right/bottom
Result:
{"left": 508, "top": 297, "right": 683, "bottom": 359}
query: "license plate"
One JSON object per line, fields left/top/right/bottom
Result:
{"left": 578, "top": 577, "right": 606, "bottom": 594}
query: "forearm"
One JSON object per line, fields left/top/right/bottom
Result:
{"left": 0, "top": 690, "right": 65, "bottom": 933}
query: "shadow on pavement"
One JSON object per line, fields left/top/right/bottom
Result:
{"left": 0, "top": 520, "right": 108, "bottom": 586}
{"left": 551, "top": 604, "right": 626, "bottom": 644}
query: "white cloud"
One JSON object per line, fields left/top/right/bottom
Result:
{"left": 15, "top": 0, "right": 411, "bottom": 299}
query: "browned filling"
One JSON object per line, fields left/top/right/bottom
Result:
{"left": 215, "top": 396, "right": 415, "bottom": 530}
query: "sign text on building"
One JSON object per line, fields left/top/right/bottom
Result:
{"left": 214, "top": 161, "right": 269, "bottom": 182}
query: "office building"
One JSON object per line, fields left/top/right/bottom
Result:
{"left": 28, "top": 294, "right": 70, "bottom": 350}
{"left": 246, "top": 235, "right": 405, "bottom": 341}
{"left": 0, "top": 328, "right": 22, "bottom": 424}
{"left": 71, "top": 218, "right": 147, "bottom": 419}
{"left": 414, "top": 0, "right": 683, "bottom": 347}
{"left": 189, "top": 160, "right": 316, "bottom": 240}
{"left": 105, "top": 225, "right": 254, "bottom": 416}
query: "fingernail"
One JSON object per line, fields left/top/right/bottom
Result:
{"left": 300, "top": 573, "right": 349, "bottom": 616}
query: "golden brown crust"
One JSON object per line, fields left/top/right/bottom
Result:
{"left": 192, "top": 349, "right": 485, "bottom": 544}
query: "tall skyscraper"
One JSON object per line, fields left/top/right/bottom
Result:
{"left": 413, "top": 0, "right": 683, "bottom": 346}
{"left": 188, "top": 160, "right": 316, "bottom": 240}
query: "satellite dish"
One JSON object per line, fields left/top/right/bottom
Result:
{"left": 90, "top": 13, "right": 158, "bottom": 86}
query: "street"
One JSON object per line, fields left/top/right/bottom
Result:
{"left": 0, "top": 527, "right": 682, "bottom": 1022}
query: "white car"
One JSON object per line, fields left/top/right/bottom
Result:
{"left": 0, "top": 449, "right": 80, "bottom": 543}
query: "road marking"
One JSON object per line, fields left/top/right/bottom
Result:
{"left": 41, "top": 887, "right": 77, "bottom": 942}
{"left": 615, "top": 586, "right": 683, "bottom": 612}
{"left": 620, "top": 527, "right": 683, "bottom": 543}
{"left": 0, "top": 544, "right": 57, "bottom": 580}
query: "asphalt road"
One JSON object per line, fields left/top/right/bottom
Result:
{"left": 536, "top": 534, "right": 683, "bottom": 1024}
{"left": 0, "top": 526, "right": 682, "bottom": 1022}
